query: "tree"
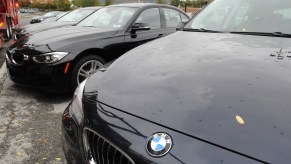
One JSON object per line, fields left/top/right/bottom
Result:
{"left": 105, "top": 0, "right": 112, "bottom": 6}
{"left": 156, "top": 0, "right": 165, "bottom": 4}
{"left": 81, "top": 0, "right": 95, "bottom": 7}
{"left": 94, "top": 0, "right": 99, "bottom": 6}
{"left": 72, "top": 0, "right": 82, "bottom": 7}
{"left": 170, "top": 0, "right": 179, "bottom": 7}
{"left": 54, "top": 0, "right": 71, "bottom": 11}
{"left": 20, "top": 0, "right": 31, "bottom": 7}
{"left": 72, "top": 0, "right": 99, "bottom": 7}
{"left": 30, "top": 0, "right": 40, "bottom": 8}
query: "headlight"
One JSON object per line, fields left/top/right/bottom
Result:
{"left": 40, "top": 18, "right": 44, "bottom": 21}
{"left": 71, "top": 79, "right": 87, "bottom": 125}
{"left": 32, "top": 52, "right": 68, "bottom": 64}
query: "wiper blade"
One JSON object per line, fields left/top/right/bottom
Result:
{"left": 272, "top": 32, "right": 291, "bottom": 37}
{"left": 183, "top": 28, "right": 222, "bottom": 33}
{"left": 231, "top": 31, "right": 291, "bottom": 38}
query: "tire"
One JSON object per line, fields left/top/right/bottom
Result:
{"left": 71, "top": 55, "right": 106, "bottom": 90}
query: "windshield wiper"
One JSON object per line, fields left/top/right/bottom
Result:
{"left": 231, "top": 31, "right": 291, "bottom": 38}
{"left": 183, "top": 28, "right": 223, "bottom": 33}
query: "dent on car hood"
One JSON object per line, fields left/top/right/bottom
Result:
{"left": 86, "top": 31, "right": 291, "bottom": 163}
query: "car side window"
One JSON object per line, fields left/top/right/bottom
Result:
{"left": 163, "top": 8, "right": 182, "bottom": 28}
{"left": 135, "top": 8, "right": 161, "bottom": 30}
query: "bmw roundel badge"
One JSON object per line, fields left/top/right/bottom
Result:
{"left": 146, "top": 132, "right": 173, "bottom": 157}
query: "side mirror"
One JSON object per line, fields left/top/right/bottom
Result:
{"left": 176, "top": 21, "right": 188, "bottom": 31}
{"left": 131, "top": 23, "right": 150, "bottom": 33}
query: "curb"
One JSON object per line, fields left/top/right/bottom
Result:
{"left": 0, "top": 62, "right": 6, "bottom": 79}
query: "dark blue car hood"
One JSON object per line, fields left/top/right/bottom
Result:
{"left": 86, "top": 31, "right": 291, "bottom": 163}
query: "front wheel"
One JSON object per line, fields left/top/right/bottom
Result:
{"left": 71, "top": 55, "right": 105, "bottom": 90}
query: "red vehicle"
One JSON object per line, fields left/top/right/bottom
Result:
{"left": 0, "top": 0, "right": 19, "bottom": 46}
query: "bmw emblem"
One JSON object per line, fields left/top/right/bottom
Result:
{"left": 146, "top": 132, "right": 172, "bottom": 157}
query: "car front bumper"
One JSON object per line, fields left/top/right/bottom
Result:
{"left": 62, "top": 104, "right": 86, "bottom": 163}
{"left": 6, "top": 58, "right": 71, "bottom": 92}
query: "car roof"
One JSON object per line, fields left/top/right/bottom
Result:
{"left": 79, "top": 6, "right": 103, "bottom": 10}
{"left": 109, "top": 3, "right": 175, "bottom": 8}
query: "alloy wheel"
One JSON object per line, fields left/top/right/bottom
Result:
{"left": 77, "top": 60, "right": 103, "bottom": 85}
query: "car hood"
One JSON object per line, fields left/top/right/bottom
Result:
{"left": 87, "top": 32, "right": 291, "bottom": 163}
{"left": 23, "top": 21, "right": 77, "bottom": 34}
{"left": 13, "top": 26, "right": 118, "bottom": 51}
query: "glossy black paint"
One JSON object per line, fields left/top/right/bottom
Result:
{"left": 63, "top": 31, "right": 291, "bottom": 163}
{"left": 7, "top": 3, "right": 189, "bottom": 92}
{"left": 17, "top": 7, "right": 101, "bottom": 39}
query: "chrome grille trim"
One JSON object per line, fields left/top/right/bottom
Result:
{"left": 83, "top": 128, "right": 135, "bottom": 164}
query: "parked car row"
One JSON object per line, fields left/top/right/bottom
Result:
{"left": 7, "top": 0, "right": 291, "bottom": 163}
{"left": 16, "top": 7, "right": 102, "bottom": 39}
{"left": 7, "top": 3, "right": 190, "bottom": 92}
{"left": 30, "top": 11, "right": 62, "bottom": 24}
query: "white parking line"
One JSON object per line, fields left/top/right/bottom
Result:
{"left": 0, "top": 63, "right": 6, "bottom": 79}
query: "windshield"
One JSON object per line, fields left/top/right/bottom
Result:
{"left": 58, "top": 9, "right": 96, "bottom": 22}
{"left": 56, "top": 12, "right": 69, "bottom": 19}
{"left": 78, "top": 7, "right": 137, "bottom": 29}
{"left": 184, "top": 0, "right": 291, "bottom": 34}
{"left": 44, "top": 12, "right": 57, "bottom": 17}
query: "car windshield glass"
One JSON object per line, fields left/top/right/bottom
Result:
{"left": 56, "top": 12, "right": 68, "bottom": 19}
{"left": 58, "top": 9, "right": 95, "bottom": 22}
{"left": 44, "top": 12, "right": 56, "bottom": 17}
{"left": 78, "top": 7, "right": 137, "bottom": 29}
{"left": 184, "top": 0, "right": 291, "bottom": 35}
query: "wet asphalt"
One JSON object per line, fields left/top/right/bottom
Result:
{"left": 0, "top": 13, "right": 71, "bottom": 164}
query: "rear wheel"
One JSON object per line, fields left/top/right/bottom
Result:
{"left": 71, "top": 55, "right": 105, "bottom": 90}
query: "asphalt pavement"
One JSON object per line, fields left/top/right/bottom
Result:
{"left": 0, "top": 13, "right": 71, "bottom": 164}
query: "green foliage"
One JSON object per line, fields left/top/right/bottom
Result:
{"left": 29, "top": 0, "right": 40, "bottom": 8}
{"left": 72, "top": 0, "right": 99, "bottom": 7}
{"left": 156, "top": 0, "right": 165, "bottom": 4}
{"left": 20, "top": 0, "right": 31, "bottom": 7}
{"left": 181, "top": 0, "right": 212, "bottom": 7}
{"left": 196, "top": 0, "right": 210, "bottom": 6}
{"left": 81, "top": 0, "right": 95, "bottom": 7}
{"left": 170, "top": 0, "right": 179, "bottom": 7}
{"left": 72, "top": 0, "right": 82, "bottom": 7}
{"left": 94, "top": 0, "right": 99, "bottom": 6}
{"left": 105, "top": 0, "right": 112, "bottom": 6}
{"left": 54, "top": 0, "right": 71, "bottom": 11}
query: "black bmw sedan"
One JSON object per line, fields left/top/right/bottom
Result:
{"left": 16, "top": 7, "right": 101, "bottom": 40}
{"left": 62, "top": 0, "right": 291, "bottom": 163}
{"left": 6, "top": 3, "right": 189, "bottom": 92}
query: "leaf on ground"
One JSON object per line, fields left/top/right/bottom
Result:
{"left": 55, "top": 157, "right": 61, "bottom": 161}
{"left": 35, "top": 139, "right": 48, "bottom": 143}
{"left": 16, "top": 151, "right": 24, "bottom": 158}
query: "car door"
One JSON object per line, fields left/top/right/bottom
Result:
{"left": 124, "top": 7, "right": 165, "bottom": 51}
{"left": 162, "top": 7, "right": 190, "bottom": 36}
